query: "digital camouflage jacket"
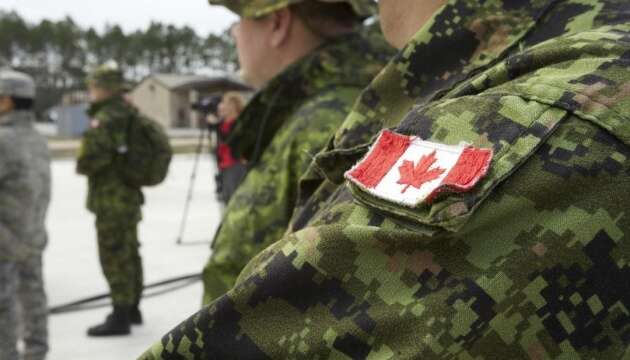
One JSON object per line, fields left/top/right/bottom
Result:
{"left": 202, "top": 31, "right": 393, "bottom": 304}
{"left": 77, "top": 96, "right": 143, "bottom": 221}
{"left": 0, "top": 111, "right": 51, "bottom": 261}
{"left": 142, "top": 0, "right": 630, "bottom": 358}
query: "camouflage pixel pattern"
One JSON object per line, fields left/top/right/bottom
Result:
{"left": 0, "top": 261, "right": 19, "bottom": 360}
{"left": 96, "top": 216, "right": 143, "bottom": 307}
{"left": 77, "top": 96, "right": 145, "bottom": 306}
{"left": 0, "top": 111, "right": 51, "bottom": 262}
{"left": 290, "top": 0, "right": 565, "bottom": 229}
{"left": 0, "top": 256, "right": 48, "bottom": 360}
{"left": 142, "top": 0, "right": 630, "bottom": 358}
{"left": 0, "top": 110, "right": 50, "bottom": 360}
{"left": 209, "top": 0, "right": 376, "bottom": 18}
{"left": 16, "top": 255, "right": 48, "bottom": 360}
{"left": 77, "top": 96, "right": 144, "bottom": 219}
{"left": 202, "top": 32, "right": 393, "bottom": 304}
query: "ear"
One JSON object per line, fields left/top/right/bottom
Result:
{"left": 268, "top": 8, "right": 293, "bottom": 48}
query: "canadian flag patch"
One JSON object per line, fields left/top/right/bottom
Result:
{"left": 345, "top": 130, "right": 493, "bottom": 207}
{"left": 90, "top": 119, "right": 101, "bottom": 129}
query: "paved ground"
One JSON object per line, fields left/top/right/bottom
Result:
{"left": 45, "top": 155, "right": 221, "bottom": 359}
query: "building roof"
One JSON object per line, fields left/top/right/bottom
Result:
{"left": 145, "top": 73, "right": 251, "bottom": 93}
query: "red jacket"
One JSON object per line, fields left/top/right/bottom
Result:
{"left": 217, "top": 117, "right": 239, "bottom": 170}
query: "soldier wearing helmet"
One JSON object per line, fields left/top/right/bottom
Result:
{"left": 0, "top": 69, "right": 51, "bottom": 360}
{"left": 199, "top": 0, "right": 392, "bottom": 305}
{"left": 77, "top": 62, "right": 145, "bottom": 337}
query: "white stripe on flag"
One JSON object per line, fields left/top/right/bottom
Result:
{"left": 368, "top": 140, "right": 464, "bottom": 207}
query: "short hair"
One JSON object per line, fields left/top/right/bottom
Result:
{"left": 223, "top": 91, "right": 246, "bottom": 114}
{"left": 11, "top": 96, "right": 34, "bottom": 110}
{"left": 290, "top": 1, "right": 362, "bottom": 38}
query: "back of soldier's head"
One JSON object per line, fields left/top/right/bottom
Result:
{"left": 0, "top": 69, "right": 36, "bottom": 112}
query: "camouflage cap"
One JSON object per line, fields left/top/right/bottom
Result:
{"left": 0, "top": 69, "right": 36, "bottom": 99}
{"left": 209, "top": 0, "right": 376, "bottom": 19}
{"left": 87, "top": 61, "right": 125, "bottom": 92}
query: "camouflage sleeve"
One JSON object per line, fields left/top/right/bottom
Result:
{"left": 0, "top": 145, "right": 15, "bottom": 259}
{"left": 202, "top": 86, "right": 361, "bottom": 304}
{"left": 141, "top": 107, "right": 630, "bottom": 360}
{"left": 0, "top": 137, "right": 24, "bottom": 261}
{"left": 141, "top": 25, "right": 630, "bottom": 357}
{"left": 76, "top": 116, "right": 119, "bottom": 176}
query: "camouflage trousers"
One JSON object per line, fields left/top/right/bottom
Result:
{"left": 96, "top": 216, "right": 143, "bottom": 307}
{"left": 0, "top": 255, "right": 48, "bottom": 360}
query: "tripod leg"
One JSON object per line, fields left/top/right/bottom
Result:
{"left": 176, "top": 127, "right": 206, "bottom": 245}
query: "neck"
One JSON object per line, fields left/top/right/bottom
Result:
{"left": 267, "top": 28, "right": 325, "bottom": 86}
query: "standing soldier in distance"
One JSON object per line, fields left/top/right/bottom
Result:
{"left": 0, "top": 69, "right": 51, "bottom": 360}
{"left": 78, "top": 63, "right": 144, "bottom": 337}
{"left": 201, "top": 0, "right": 393, "bottom": 305}
{"left": 142, "top": 0, "right": 630, "bottom": 358}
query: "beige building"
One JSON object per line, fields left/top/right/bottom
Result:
{"left": 130, "top": 74, "right": 250, "bottom": 129}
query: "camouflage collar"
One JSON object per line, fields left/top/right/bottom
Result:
{"left": 393, "top": 0, "right": 558, "bottom": 108}
{"left": 228, "top": 31, "right": 387, "bottom": 163}
{"left": 87, "top": 95, "right": 127, "bottom": 117}
{"left": 0, "top": 110, "right": 35, "bottom": 127}
{"left": 331, "top": 0, "right": 558, "bottom": 151}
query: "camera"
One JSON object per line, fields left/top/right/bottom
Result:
{"left": 191, "top": 95, "right": 222, "bottom": 115}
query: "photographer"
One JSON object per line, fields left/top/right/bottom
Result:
{"left": 194, "top": 92, "right": 247, "bottom": 204}
{"left": 207, "top": 92, "right": 246, "bottom": 203}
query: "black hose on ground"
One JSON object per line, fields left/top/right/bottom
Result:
{"left": 49, "top": 273, "right": 201, "bottom": 315}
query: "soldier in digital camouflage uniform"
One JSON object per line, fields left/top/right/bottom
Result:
{"left": 0, "top": 70, "right": 51, "bottom": 360}
{"left": 77, "top": 63, "right": 144, "bottom": 337}
{"left": 201, "top": 0, "right": 393, "bottom": 304}
{"left": 142, "top": 0, "right": 630, "bottom": 358}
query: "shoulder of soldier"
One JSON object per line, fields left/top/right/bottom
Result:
{"left": 356, "top": 26, "right": 397, "bottom": 65}
{"left": 280, "top": 86, "right": 360, "bottom": 145}
{"left": 321, "top": 33, "right": 392, "bottom": 92}
{"left": 345, "top": 24, "right": 630, "bottom": 231}
{"left": 296, "top": 85, "right": 360, "bottom": 121}
{"left": 92, "top": 99, "right": 134, "bottom": 129}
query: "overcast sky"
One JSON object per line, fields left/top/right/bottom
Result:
{"left": 1, "top": 0, "right": 238, "bottom": 35}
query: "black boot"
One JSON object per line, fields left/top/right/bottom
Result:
{"left": 130, "top": 305, "right": 143, "bottom": 325}
{"left": 87, "top": 306, "right": 131, "bottom": 337}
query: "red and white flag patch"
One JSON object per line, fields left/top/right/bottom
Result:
{"left": 90, "top": 119, "right": 101, "bottom": 129}
{"left": 345, "top": 130, "right": 493, "bottom": 207}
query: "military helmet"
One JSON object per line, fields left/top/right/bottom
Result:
{"left": 0, "top": 69, "right": 36, "bottom": 99}
{"left": 209, "top": 0, "right": 376, "bottom": 19}
{"left": 87, "top": 61, "right": 126, "bottom": 92}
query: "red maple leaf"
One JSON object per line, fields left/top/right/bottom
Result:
{"left": 397, "top": 151, "right": 446, "bottom": 193}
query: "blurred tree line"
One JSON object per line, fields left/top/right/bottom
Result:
{"left": 0, "top": 10, "right": 237, "bottom": 115}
